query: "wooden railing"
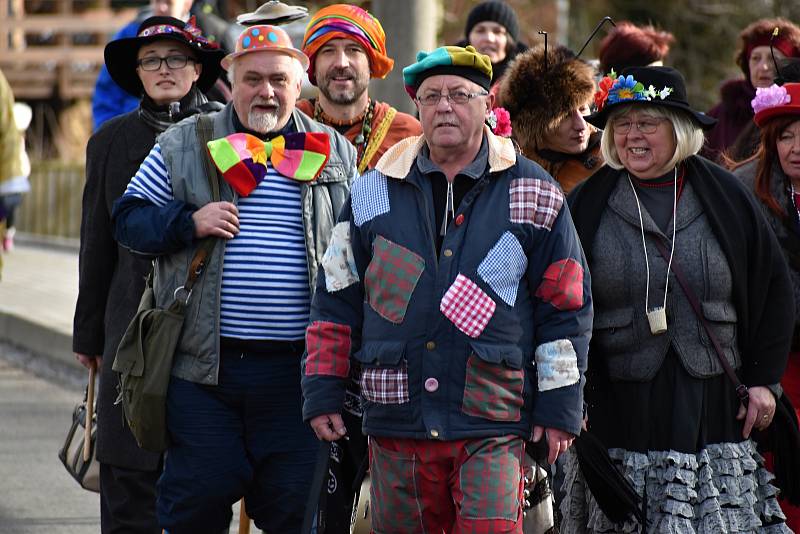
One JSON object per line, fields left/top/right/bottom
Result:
{"left": 0, "top": 0, "right": 137, "bottom": 100}
{"left": 16, "top": 160, "right": 84, "bottom": 240}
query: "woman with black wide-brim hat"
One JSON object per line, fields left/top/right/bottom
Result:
{"left": 563, "top": 65, "right": 794, "bottom": 532}
{"left": 73, "top": 16, "right": 223, "bottom": 533}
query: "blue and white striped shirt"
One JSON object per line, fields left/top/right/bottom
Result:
{"left": 123, "top": 144, "right": 310, "bottom": 340}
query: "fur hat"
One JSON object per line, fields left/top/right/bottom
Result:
{"left": 736, "top": 18, "right": 800, "bottom": 83}
{"left": 499, "top": 44, "right": 596, "bottom": 151}
{"left": 598, "top": 21, "right": 674, "bottom": 75}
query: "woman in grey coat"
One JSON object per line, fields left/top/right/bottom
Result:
{"left": 72, "top": 16, "right": 223, "bottom": 533}
{"left": 565, "top": 66, "right": 793, "bottom": 533}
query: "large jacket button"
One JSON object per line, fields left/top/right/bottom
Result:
{"left": 426, "top": 341, "right": 436, "bottom": 350}
{"left": 424, "top": 378, "right": 439, "bottom": 392}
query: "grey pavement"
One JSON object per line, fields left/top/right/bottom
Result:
{"left": 0, "top": 241, "right": 245, "bottom": 533}
{"left": 0, "top": 242, "right": 101, "bottom": 533}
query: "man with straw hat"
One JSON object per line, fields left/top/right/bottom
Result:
{"left": 297, "top": 3, "right": 421, "bottom": 173}
{"left": 301, "top": 44, "right": 591, "bottom": 532}
{"left": 112, "top": 23, "right": 356, "bottom": 534}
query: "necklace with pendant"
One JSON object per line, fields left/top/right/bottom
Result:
{"left": 315, "top": 99, "right": 375, "bottom": 169}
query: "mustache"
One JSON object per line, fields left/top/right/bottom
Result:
{"left": 433, "top": 115, "right": 460, "bottom": 127}
{"left": 251, "top": 98, "right": 278, "bottom": 109}
{"left": 324, "top": 67, "right": 356, "bottom": 80}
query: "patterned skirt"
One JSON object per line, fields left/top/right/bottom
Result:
{"left": 561, "top": 351, "right": 790, "bottom": 533}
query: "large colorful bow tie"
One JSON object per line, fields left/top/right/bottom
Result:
{"left": 207, "top": 132, "right": 331, "bottom": 196}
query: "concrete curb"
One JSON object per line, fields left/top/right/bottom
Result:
{"left": 0, "top": 311, "right": 76, "bottom": 369}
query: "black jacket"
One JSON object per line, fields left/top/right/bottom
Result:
{"left": 568, "top": 155, "right": 794, "bottom": 388}
{"left": 73, "top": 110, "right": 160, "bottom": 469}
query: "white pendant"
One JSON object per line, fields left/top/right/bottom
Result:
{"left": 647, "top": 307, "right": 668, "bottom": 335}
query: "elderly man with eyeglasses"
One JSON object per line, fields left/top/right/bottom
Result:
{"left": 301, "top": 45, "right": 592, "bottom": 532}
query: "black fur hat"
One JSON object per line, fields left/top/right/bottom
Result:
{"left": 499, "top": 44, "right": 596, "bottom": 153}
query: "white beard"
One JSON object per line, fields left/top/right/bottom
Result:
{"left": 248, "top": 109, "right": 279, "bottom": 133}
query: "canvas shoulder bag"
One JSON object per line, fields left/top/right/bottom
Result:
{"left": 112, "top": 114, "right": 221, "bottom": 452}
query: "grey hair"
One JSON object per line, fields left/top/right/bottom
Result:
{"left": 226, "top": 54, "right": 305, "bottom": 86}
{"left": 600, "top": 104, "right": 705, "bottom": 171}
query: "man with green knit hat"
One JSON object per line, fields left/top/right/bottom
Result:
{"left": 301, "top": 44, "right": 592, "bottom": 532}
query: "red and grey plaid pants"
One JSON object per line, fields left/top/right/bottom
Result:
{"left": 368, "top": 435, "right": 525, "bottom": 534}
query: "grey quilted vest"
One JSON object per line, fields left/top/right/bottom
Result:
{"left": 153, "top": 103, "right": 355, "bottom": 385}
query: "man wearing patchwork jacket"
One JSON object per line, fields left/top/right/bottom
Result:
{"left": 301, "top": 45, "right": 592, "bottom": 532}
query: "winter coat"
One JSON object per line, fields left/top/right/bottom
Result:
{"left": 73, "top": 110, "right": 160, "bottom": 470}
{"left": 301, "top": 128, "right": 593, "bottom": 440}
{"left": 704, "top": 79, "right": 757, "bottom": 162}
{"left": 735, "top": 159, "right": 800, "bottom": 347}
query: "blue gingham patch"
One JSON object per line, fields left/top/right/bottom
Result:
{"left": 535, "top": 339, "right": 579, "bottom": 392}
{"left": 351, "top": 170, "right": 390, "bottom": 226}
{"left": 321, "top": 222, "right": 360, "bottom": 292}
{"left": 477, "top": 232, "right": 527, "bottom": 306}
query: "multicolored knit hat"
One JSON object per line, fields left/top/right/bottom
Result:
{"left": 302, "top": 4, "right": 393, "bottom": 85}
{"left": 207, "top": 132, "right": 330, "bottom": 196}
{"left": 222, "top": 24, "right": 309, "bottom": 71}
{"left": 402, "top": 45, "right": 493, "bottom": 99}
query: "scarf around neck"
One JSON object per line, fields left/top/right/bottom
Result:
{"left": 138, "top": 85, "right": 217, "bottom": 133}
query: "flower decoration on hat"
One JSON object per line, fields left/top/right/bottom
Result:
{"left": 594, "top": 71, "right": 674, "bottom": 111}
{"left": 139, "top": 16, "right": 219, "bottom": 49}
{"left": 594, "top": 69, "right": 617, "bottom": 111}
{"left": 751, "top": 84, "right": 791, "bottom": 114}
{"left": 487, "top": 107, "right": 512, "bottom": 137}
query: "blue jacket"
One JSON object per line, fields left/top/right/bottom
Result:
{"left": 301, "top": 130, "right": 593, "bottom": 440}
{"left": 92, "top": 19, "right": 141, "bottom": 132}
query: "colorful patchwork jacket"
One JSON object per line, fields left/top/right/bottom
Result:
{"left": 301, "top": 127, "right": 593, "bottom": 439}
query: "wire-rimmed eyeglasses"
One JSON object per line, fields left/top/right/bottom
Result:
{"left": 612, "top": 118, "right": 665, "bottom": 134}
{"left": 416, "top": 91, "right": 489, "bottom": 106}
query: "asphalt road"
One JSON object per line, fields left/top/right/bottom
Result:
{"left": 0, "top": 342, "right": 247, "bottom": 534}
{"left": 0, "top": 344, "right": 99, "bottom": 534}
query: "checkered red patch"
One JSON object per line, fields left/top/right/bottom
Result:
{"left": 535, "top": 258, "right": 584, "bottom": 311}
{"left": 360, "top": 363, "right": 409, "bottom": 404}
{"left": 440, "top": 274, "right": 496, "bottom": 338}
{"left": 304, "top": 321, "right": 351, "bottom": 377}
{"left": 509, "top": 178, "right": 564, "bottom": 230}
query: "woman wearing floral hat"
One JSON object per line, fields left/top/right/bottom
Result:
{"left": 564, "top": 65, "right": 794, "bottom": 532}
{"left": 705, "top": 18, "right": 800, "bottom": 163}
{"left": 733, "top": 82, "right": 800, "bottom": 530}
{"left": 73, "top": 16, "right": 223, "bottom": 533}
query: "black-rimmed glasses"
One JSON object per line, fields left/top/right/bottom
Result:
{"left": 137, "top": 55, "right": 196, "bottom": 71}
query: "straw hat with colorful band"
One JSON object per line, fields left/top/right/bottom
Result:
{"left": 206, "top": 132, "right": 331, "bottom": 196}
{"left": 302, "top": 4, "right": 393, "bottom": 84}
{"left": 222, "top": 25, "right": 309, "bottom": 71}
{"left": 402, "top": 45, "right": 493, "bottom": 99}
{"left": 752, "top": 83, "right": 800, "bottom": 127}
{"left": 588, "top": 66, "right": 717, "bottom": 130}
{"left": 104, "top": 16, "right": 224, "bottom": 97}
